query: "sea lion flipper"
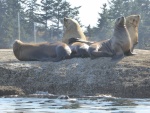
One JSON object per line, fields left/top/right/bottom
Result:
{"left": 128, "top": 52, "right": 136, "bottom": 56}
{"left": 130, "top": 52, "right": 137, "bottom": 55}
{"left": 111, "top": 53, "right": 124, "bottom": 61}
{"left": 125, "top": 50, "right": 136, "bottom": 56}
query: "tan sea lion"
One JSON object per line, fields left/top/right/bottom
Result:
{"left": 88, "top": 16, "right": 132, "bottom": 61}
{"left": 62, "top": 17, "right": 87, "bottom": 44}
{"left": 13, "top": 40, "right": 72, "bottom": 62}
{"left": 126, "top": 15, "right": 140, "bottom": 52}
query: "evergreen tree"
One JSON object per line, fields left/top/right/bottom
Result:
{"left": 23, "top": 0, "right": 40, "bottom": 39}
{"left": 134, "top": 0, "right": 150, "bottom": 49}
{"left": 96, "top": 3, "right": 113, "bottom": 40}
{"left": 40, "top": 0, "right": 81, "bottom": 39}
{"left": 40, "top": 0, "right": 80, "bottom": 29}
{"left": 0, "top": 0, "right": 23, "bottom": 48}
{"left": 109, "top": 0, "right": 132, "bottom": 18}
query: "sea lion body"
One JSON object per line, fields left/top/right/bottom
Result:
{"left": 13, "top": 40, "right": 71, "bottom": 62}
{"left": 68, "top": 38, "right": 90, "bottom": 58}
{"left": 70, "top": 42, "right": 89, "bottom": 58}
{"left": 126, "top": 15, "right": 140, "bottom": 52}
{"left": 62, "top": 17, "right": 87, "bottom": 44}
{"left": 88, "top": 16, "right": 131, "bottom": 61}
{"left": 88, "top": 39, "right": 113, "bottom": 58}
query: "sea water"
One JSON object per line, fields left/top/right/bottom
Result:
{"left": 0, "top": 97, "right": 150, "bottom": 113}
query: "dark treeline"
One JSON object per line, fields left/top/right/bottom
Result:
{"left": 0, "top": 0, "right": 150, "bottom": 49}
{"left": 85, "top": 0, "right": 150, "bottom": 50}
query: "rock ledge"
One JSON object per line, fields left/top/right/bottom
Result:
{"left": 0, "top": 49, "right": 150, "bottom": 98}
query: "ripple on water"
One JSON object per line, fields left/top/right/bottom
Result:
{"left": 0, "top": 97, "right": 150, "bottom": 113}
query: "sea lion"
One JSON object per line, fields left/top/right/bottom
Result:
{"left": 62, "top": 17, "right": 87, "bottom": 44}
{"left": 126, "top": 15, "right": 140, "bottom": 52}
{"left": 69, "top": 15, "right": 141, "bottom": 54}
{"left": 13, "top": 40, "right": 72, "bottom": 62}
{"left": 68, "top": 38, "right": 90, "bottom": 58}
{"left": 88, "top": 16, "right": 131, "bottom": 61}
{"left": 68, "top": 37, "right": 95, "bottom": 45}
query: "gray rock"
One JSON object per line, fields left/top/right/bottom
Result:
{"left": 0, "top": 49, "right": 150, "bottom": 98}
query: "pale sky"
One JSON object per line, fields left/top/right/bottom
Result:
{"left": 66, "top": 0, "right": 108, "bottom": 27}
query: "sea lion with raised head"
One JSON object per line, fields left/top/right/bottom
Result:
{"left": 13, "top": 40, "right": 72, "bottom": 62}
{"left": 126, "top": 15, "right": 140, "bottom": 52}
{"left": 62, "top": 17, "right": 87, "bottom": 44}
{"left": 88, "top": 16, "right": 132, "bottom": 61}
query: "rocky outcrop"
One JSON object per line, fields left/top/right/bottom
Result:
{"left": 0, "top": 49, "right": 150, "bottom": 98}
{"left": 0, "top": 86, "right": 24, "bottom": 96}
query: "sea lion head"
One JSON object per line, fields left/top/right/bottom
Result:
{"left": 126, "top": 15, "right": 140, "bottom": 28}
{"left": 62, "top": 17, "right": 87, "bottom": 44}
{"left": 115, "top": 16, "right": 126, "bottom": 28}
{"left": 63, "top": 17, "right": 78, "bottom": 30}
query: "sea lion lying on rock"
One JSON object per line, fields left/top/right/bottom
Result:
{"left": 68, "top": 38, "right": 90, "bottom": 58}
{"left": 88, "top": 16, "right": 132, "bottom": 61}
{"left": 13, "top": 40, "right": 71, "bottom": 62}
{"left": 62, "top": 17, "right": 87, "bottom": 44}
{"left": 126, "top": 15, "right": 140, "bottom": 52}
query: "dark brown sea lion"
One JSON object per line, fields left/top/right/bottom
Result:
{"left": 126, "top": 15, "right": 140, "bottom": 52}
{"left": 88, "top": 16, "right": 132, "bottom": 61}
{"left": 13, "top": 40, "right": 72, "bottom": 62}
{"left": 68, "top": 38, "right": 90, "bottom": 58}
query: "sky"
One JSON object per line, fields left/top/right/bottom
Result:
{"left": 66, "top": 0, "right": 108, "bottom": 27}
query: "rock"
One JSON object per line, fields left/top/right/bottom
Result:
{"left": 0, "top": 86, "right": 24, "bottom": 96}
{"left": 0, "top": 49, "right": 150, "bottom": 98}
{"left": 58, "top": 95, "right": 70, "bottom": 99}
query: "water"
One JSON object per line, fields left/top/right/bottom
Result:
{"left": 0, "top": 97, "right": 150, "bottom": 113}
